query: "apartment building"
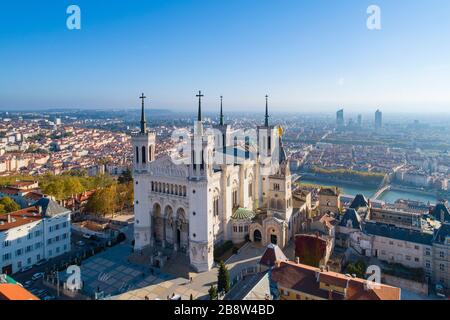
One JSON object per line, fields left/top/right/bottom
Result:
{"left": 0, "top": 197, "right": 71, "bottom": 275}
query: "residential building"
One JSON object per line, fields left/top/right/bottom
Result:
{"left": 0, "top": 197, "right": 71, "bottom": 274}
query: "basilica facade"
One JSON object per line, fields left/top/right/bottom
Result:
{"left": 132, "top": 92, "right": 303, "bottom": 272}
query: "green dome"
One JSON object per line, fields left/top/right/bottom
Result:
{"left": 232, "top": 207, "right": 255, "bottom": 220}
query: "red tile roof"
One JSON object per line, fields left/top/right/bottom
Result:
{"left": 0, "top": 207, "right": 42, "bottom": 231}
{"left": 271, "top": 261, "right": 401, "bottom": 300}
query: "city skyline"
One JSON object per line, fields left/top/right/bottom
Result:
{"left": 1, "top": 0, "right": 450, "bottom": 113}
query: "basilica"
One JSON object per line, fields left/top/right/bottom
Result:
{"left": 132, "top": 92, "right": 307, "bottom": 272}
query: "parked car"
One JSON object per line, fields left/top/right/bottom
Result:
{"left": 35, "top": 259, "right": 47, "bottom": 266}
{"left": 43, "top": 295, "right": 55, "bottom": 300}
{"left": 31, "top": 272, "right": 44, "bottom": 281}
{"left": 23, "top": 280, "right": 33, "bottom": 288}
{"left": 20, "top": 266, "right": 32, "bottom": 272}
{"left": 76, "top": 240, "right": 86, "bottom": 246}
{"left": 36, "top": 289, "right": 48, "bottom": 296}
{"left": 82, "top": 234, "right": 92, "bottom": 239}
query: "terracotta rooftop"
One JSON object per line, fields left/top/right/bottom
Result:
{"left": 271, "top": 261, "right": 401, "bottom": 300}
{"left": 0, "top": 207, "right": 42, "bottom": 231}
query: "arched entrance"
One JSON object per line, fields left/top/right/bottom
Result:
{"left": 253, "top": 229, "right": 262, "bottom": 242}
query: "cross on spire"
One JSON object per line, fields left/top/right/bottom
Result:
{"left": 265, "top": 94, "right": 269, "bottom": 127}
{"left": 196, "top": 90, "right": 204, "bottom": 121}
{"left": 140, "top": 93, "right": 147, "bottom": 133}
{"left": 219, "top": 95, "right": 224, "bottom": 126}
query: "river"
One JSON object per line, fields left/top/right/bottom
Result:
{"left": 299, "top": 178, "right": 440, "bottom": 205}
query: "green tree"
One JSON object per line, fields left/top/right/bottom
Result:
{"left": 345, "top": 260, "right": 367, "bottom": 278}
{"left": 0, "top": 197, "right": 21, "bottom": 213}
{"left": 217, "top": 260, "right": 230, "bottom": 294}
{"left": 208, "top": 285, "right": 218, "bottom": 300}
{"left": 118, "top": 168, "right": 133, "bottom": 184}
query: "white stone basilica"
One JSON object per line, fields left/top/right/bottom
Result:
{"left": 132, "top": 92, "right": 304, "bottom": 272}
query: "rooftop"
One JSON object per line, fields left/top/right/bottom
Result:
{"left": 271, "top": 260, "right": 401, "bottom": 300}
{"left": 0, "top": 284, "right": 39, "bottom": 300}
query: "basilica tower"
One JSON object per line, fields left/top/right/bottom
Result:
{"left": 257, "top": 95, "right": 280, "bottom": 208}
{"left": 188, "top": 91, "right": 215, "bottom": 272}
{"left": 133, "top": 93, "right": 156, "bottom": 251}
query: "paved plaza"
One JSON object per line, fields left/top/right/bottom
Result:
{"left": 61, "top": 234, "right": 270, "bottom": 300}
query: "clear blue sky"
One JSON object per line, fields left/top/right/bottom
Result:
{"left": 1, "top": 0, "right": 450, "bottom": 113}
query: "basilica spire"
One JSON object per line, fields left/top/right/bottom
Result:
{"left": 265, "top": 94, "right": 269, "bottom": 127}
{"left": 219, "top": 95, "right": 224, "bottom": 126}
{"left": 196, "top": 90, "right": 204, "bottom": 121}
{"left": 139, "top": 93, "right": 147, "bottom": 133}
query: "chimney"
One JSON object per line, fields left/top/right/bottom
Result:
{"left": 7, "top": 214, "right": 11, "bottom": 223}
{"left": 295, "top": 257, "right": 300, "bottom": 264}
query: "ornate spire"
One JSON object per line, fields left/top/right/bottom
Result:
{"left": 265, "top": 94, "right": 269, "bottom": 127}
{"left": 139, "top": 93, "right": 147, "bottom": 133}
{"left": 219, "top": 95, "right": 224, "bottom": 126}
{"left": 196, "top": 90, "right": 204, "bottom": 121}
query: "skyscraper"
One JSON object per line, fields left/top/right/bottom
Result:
{"left": 336, "top": 109, "right": 344, "bottom": 128}
{"left": 375, "top": 109, "right": 382, "bottom": 129}
{"left": 357, "top": 114, "right": 362, "bottom": 127}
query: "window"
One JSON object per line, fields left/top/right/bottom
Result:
{"left": 27, "top": 233, "right": 32, "bottom": 240}
{"left": 135, "top": 146, "right": 139, "bottom": 163}
{"left": 213, "top": 196, "right": 219, "bottom": 216}
{"left": 4, "top": 240, "right": 10, "bottom": 247}
{"left": 274, "top": 184, "right": 280, "bottom": 191}
{"left": 414, "top": 245, "right": 419, "bottom": 250}
{"left": 2, "top": 253, "right": 11, "bottom": 261}
{"left": 248, "top": 182, "right": 253, "bottom": 198}
{"left": 414, "top": 257, "right": 420, "bottom": 262}
{"left": 440, "top": 264, "right": 445, "bottom": 271}
{"left": 16, "top": 249, "right": 23, "bottom": 257}
{"left": 142, "top": 146, "right": 146, "bottom": 163}
{"left": 440, "top": 251, "right": 445, "bottom": 259}
{"left": 232, "top": 189, "right": 238, "bottom": 207}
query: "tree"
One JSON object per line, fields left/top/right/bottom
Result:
{"left": 208, "top": 285, "right": 218, "bottom": 300}
{"left": 345, "top": 260, "right": 367, "bottom": 279}
{"left": 118, "top": 168, "right": 133, "bottom": 184}
{"left": 85, "top": 186, "right": 117, "bottom": 217}
{"left": 0, "top": 197, "right": 21, "bottom": 213}
{"left": 190, "top": 294, "right": 193, "bottom": 300}
{"left": 217, "top": 260, "right": 230, "bottom": 294}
